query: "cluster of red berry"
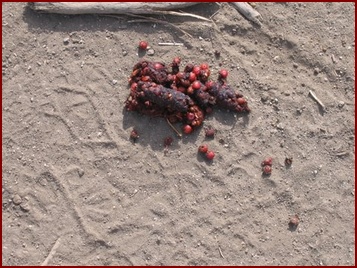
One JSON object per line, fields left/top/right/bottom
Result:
{"left": 197, "top": 127, "right": 217, "bottom": 160}
{"left": 261, "top": 157, "right": 273, "bottom": 175}
{"left": 127, "top": 42, "right": 250, "bottom": 135}
{"left": 198, "top": 144, "right": 215, "bottom": 160}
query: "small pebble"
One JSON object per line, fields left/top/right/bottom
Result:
{"left": 146, "top": 48, "right": 155, "bottom": 56}
{"left": 293, "top": 62, "right": 298, "bottom": 68}
{"left": 277, "top": 123, "right": 284, "bottom": 130}
{"left": 338, "top": 101, "right": 345, "bottom": 108}
{"left": 313, "top": 67, "right": 320, "bottom": 75}
{"left": 261, "top": 94, "right": 269, "bottom": 103}
{"left": 63, "top": 37, "right": 70, "bottom": 45}
{"left": 12, "top": 194, "right": 22, "bottom": 205}
{"left": 122, "top": 50, "right": 128, "bottom": 56}
{"left": 78, "top": 168, "right": 85, "bottom": 177}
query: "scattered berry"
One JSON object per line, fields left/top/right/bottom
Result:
{"left": 205, "top": 127, "right": 215, "bottom": 137}
{"left": 205, "top": 151, "right": 215, "bottom": 160}
{"left": 183, "top": 124, "right": 193, "bottom": 134}
{"left": 261, "top": 157, "right": 273, "bottom": 166}
{"left": 198, "top": 144, "right": 208, "bottom": 154}
{"left": 262, "top": 165, "right": 272, "bottom": 175}
{"left": 130, "top": 129, "right": 139, "bottom": 142}
{"left": 285, "top": 157, "right": 293, "bottom": 166}
{"left": 219, "top": 69, "right": 229, "bottom": 79}
{"left": 164, "top": 136, "right": 173, "bottom": 147}
{"left": 138, "top": 40, "right": 148, "bottom": 50}
{"left": 289, "top": 215, "right": 299, "bottom": 229}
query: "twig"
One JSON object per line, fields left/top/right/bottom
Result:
{"left": 308, "top": 90, "right": 326, "bottom": 111}
{"left": 129, "top": 189, "right": 139, "bottom": 197}
{"left": 218, "top": 245, "right": 225, "bottom": 258}
{"left": 158, "top": 42, "right": 184, "bottom": 46}
{"left": 209, "top": 9, "right": 220, "bottom": 19}
{"left": 159, "top": 10, "right": 212, "bottom": 22}
{"left": 335, "top": 151, "right": 349, "bottom": 157}
{"left": 126, "top": 13, "right": 192, "bottom": 38}
{"left": 230, "top": 2, "right": 263, "bottom": 26}
{"left": 166, "top": 118, "right": 182, "bottom": 138}
{"left": 41, "top": 237, "right": 61, "bottom": 266}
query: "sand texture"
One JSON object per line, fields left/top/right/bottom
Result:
{"left": 2, "top": 2, "right": 355, "bottom": 266}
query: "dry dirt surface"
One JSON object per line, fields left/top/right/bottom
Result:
{"left": 2, "top": 2, "right": 355, "bottom": 266}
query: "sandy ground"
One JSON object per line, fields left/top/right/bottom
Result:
{"left": 2, "top": 2, "right": 355, "bottom": 266}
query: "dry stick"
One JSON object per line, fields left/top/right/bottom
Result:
{"left": 166, "top": 118, "right": 182, "bottom": 138}
{"left": 308, "top": 90, "right": 326, "bottom": 111}
{"left": 230, "top": 2, "right": 263, "bottom": 26}
{"left": 41, "top": 237, "right": 61, "bottom": 266}
{"left": 218, "top": 246, "right": 224, "bottom": 258}
{"left": 158, "top": 42, "right": 184, "bottom": 46}
{"left": 158, "top": 10, "right": 212, "bottom": 22}
{"left": 124, "top": 13, "right": 193, "bottom": 38}
{"left": 31, "top": 2, "right": 211, "bottom": 22}
{"left": 335, "top": 151, "right": 349, "bottom": 157}
{"left": 30, "top": 2, "right": 199, "bottom": 14}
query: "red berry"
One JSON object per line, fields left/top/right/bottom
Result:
{"left": 192, "top": 66, "right": 201, "bottom": 75}
{"left": 198, "top": 145, "right": 208, "bottom": 154}
{"left": 237, "top": 98, "right": 247, "bottom": 105}
{"left": 177, "top": 86, "right": 186, "bottom": 93}
{"left": 130, "top": 129, "right": 139, "bottom": 141}
{"left": 192, "top": 81, "right": 201, "bottom": 90}
{"left": 205, "top": 81, "right": 215, "bottom": 90}
{"left": 164, "top": 136, "right": 173, "bottom": 147}
{"left": 153, "top": 62, "right": 164, "bottom": 70}
{"left": 205, "top": 107, "right": 213, "bottom": 114}
{"left": 206, "top": 151, "right": 215, "bottom": 160}
{"left": 138, "top": 40, "right": 148, "bottom": 50}
{"left": 199, "top": 69, "right": 211, "bottom": 82}
{"left": 130, "top": 82, "right": 137, "bottom": 91}
{"left": 176, "top": 72, "right": 184, "bottom": 80}
{"left": 186, "top": 86, "right": 194, "bottom": 95}
{"left": 183, "top": 125, "right": 193, "bottom": 134}
{"left": 188, "top": 72, "right": 196, "bottom": 82}
{"left": 262, "top": 165, "right": 272, "bottom": 175}
{"left": 200, "top": 63, "right": 209, "bottom": 70}
{"left": 186, "top": 112, "right": 195, "bottom": 121}
{"left": 219, "top": 69, "right": 229, "bottom": 79}
{"left": 205, "top": 127, "right": 215, "bottom": 137}
{"left": 261, "top": 157, "right": 273, "bottom": 166}
{"left": 172, "top": 57, "right": 181, "bottom": 65}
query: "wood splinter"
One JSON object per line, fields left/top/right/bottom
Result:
{"left": 308, "top": 90, "right": 326, "bottom": 111}
{"left": 158, "top": 42, "right": 184, "bottom": 46}
{"left": 218, "top": 245, "right": 225, "bottom": 258}
{"left": 166, "top": 118, "right": 182, "bottom": 138}
{"left": 41, "top": 237, "right": 61, "bottom": 266}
